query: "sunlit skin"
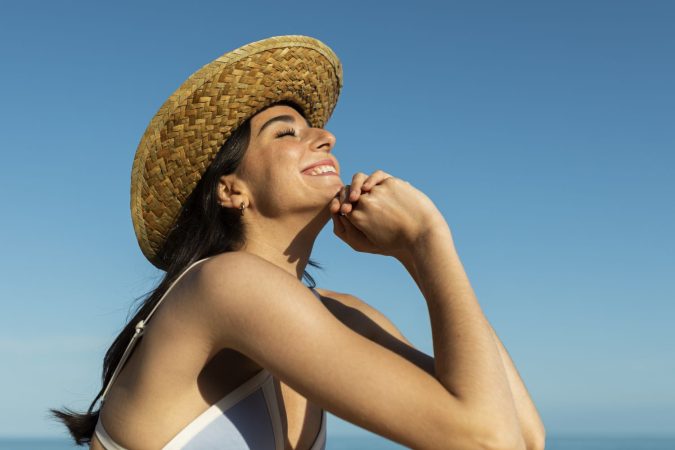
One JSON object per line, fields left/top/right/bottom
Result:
{"left": 215, "top": 105, "right": 543, "bottom": 449}
{"left": 216, "top": 104, "right": 340, "bottom": 280}
{"left": 89, "top": 104, "right": 543, "bottom": 450}
{"left": 218, "top": 105, "right": 443, "bottom": 277}
{"left": 212, "top": 105, "right": 542, "bottom": 448}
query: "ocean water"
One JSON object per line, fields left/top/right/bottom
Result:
{"left": 1, "top": 436, "right": 674, "bottom": 449}
{"left": 325, "top": 435, "right": 675, "bottom": 450}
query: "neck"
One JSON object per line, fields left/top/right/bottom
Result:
{"left": 239, "top": 208, "right": 330, "bottom": 281}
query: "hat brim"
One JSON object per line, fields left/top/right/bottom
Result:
{"left": 130, "top": 35, "right": 343, "bottom": 269}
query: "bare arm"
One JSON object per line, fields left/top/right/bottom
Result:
{"left": 337, "top": 174, "right": 544, "bottom": 444}
{"left": 341, "top": 284, "right": 546, "bottom": 450}
{"left": 197, "top": 251, "right": 525, "bottom": 450}
{"left": 392, "top": 250, "right": 546, "bottom": 450}
{"left": 331, "top": 171, "right": 544, "bottom": 449}
{"left": 330, "top": 173, "right": 535, "bottom": 449}
{"left": 390, "top": 221, "right": 526, "bottom": 449}
{"left": 489, "top": 324, "right": 546, "bottom": 450}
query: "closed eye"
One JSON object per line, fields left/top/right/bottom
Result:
{"left": 274, "top": 127, "right": 297, "bottom": 138}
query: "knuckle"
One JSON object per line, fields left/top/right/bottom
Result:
{"left": 349, "top": 210, "right": 364, "bottom": 222}
{"left": 357, "top": 195, "right": 369, "bottom": 205}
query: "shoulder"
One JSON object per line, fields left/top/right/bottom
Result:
{"left": 194, "top": 251, "right": 295, "bottom": 294}
{"left": 189, "top": 252, "right": 330, "bottom": 346}
{"left": 192, "top": 251, "right": 316, "bottom": 311}
{"left": 313, "top": 287, "right": 413, "bottom": 346}
{"left": 201, "top": 250, "right": 283, "bottom": 274}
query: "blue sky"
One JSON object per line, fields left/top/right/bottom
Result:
{"left": 1, "top": 0, "right": 673, "bottom": 441}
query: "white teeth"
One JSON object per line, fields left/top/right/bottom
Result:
{"left": 307, "top": 165, "right": 336, "bottom": 175}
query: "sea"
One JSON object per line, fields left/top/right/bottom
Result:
{"left": 1, "top": 435, "right": 674, "bottom": 450}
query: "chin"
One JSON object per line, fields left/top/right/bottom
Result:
{"left": 314, "top": 194, "right": 337, "bottom": 216}
{"left": 299, "top": 174, "right": 344, "bottom": 206}
{"left": 309, "top": 179, "right": 343, "bottom": 197}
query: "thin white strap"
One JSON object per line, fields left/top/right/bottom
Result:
{"left": 99, "top": 256, "right": 213, "bottom": 403}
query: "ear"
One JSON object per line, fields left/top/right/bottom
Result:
{"left": 216, "top": 174, "right": 249, "bottom": 211}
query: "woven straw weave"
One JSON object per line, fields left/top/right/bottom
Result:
{"left": 130, "top": 35, "right": 343, "bottom": 269}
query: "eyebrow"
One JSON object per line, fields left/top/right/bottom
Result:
{"left": 257, "top": 114, "right": 311, "bottom": 136}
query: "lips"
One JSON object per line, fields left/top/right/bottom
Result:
{"left": 301, "top": 158, "right": 337, "bottom": 174}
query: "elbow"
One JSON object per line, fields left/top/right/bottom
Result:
{"left": 483, "top": 429, "right": 546, "bottom": 450}
{"left": 476, "top": 412, "right": 547, "bottom": 450}
{"left": 523, "top": 427, "right": 546, "bottom": 450}
{"left": 531, "top": 437, "right": 546, "bottom": 450}
{"left": 478, "top": 428, "right": 528, "bottom": 450}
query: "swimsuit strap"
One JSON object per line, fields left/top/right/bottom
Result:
{"left": 99, "top": 256, "right": 214, "bottom": 403}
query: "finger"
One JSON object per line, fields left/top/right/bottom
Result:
{"left": 339, "top": 185, "right": 357, "bottom": 215}
{"left": 338, "top": 213, "right": 361, "bottom": 236}
{"left": 362, "top": 170, "right": 393, "bottom": 191}
{"left": 332, "top": 211, "right": 346, "bottom": 234}
{"left": 339, "top": 214, "right": 375, "bottom": 252}
{"left": 330, "top": 197, "right": 341, "bottom": 215}
{"left": 338, "top": 185, "right": 351, "bottom": 215}
{"left": 341, "top": 200, "right": 354, "bottom": 215}
{"left": 342, "top": 207, "right": 367, "bottom": 233}
{"left": 349, "top": 172, "right": 369, "bottom": 202}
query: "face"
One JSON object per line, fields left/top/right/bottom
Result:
{"left": 232, "top": 104, "right": 343, "bottom": 218}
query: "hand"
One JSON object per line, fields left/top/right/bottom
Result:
{"left": 329, "top": 170, "right": 446, "bottom": 259}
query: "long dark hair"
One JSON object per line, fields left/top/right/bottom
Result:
{"left": 51, "top": 100, "right": 322, "bottom": 445}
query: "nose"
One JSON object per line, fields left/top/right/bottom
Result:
{"left": 310, "top": 127, "right": 336, "bottom": 153}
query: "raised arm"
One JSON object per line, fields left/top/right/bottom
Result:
{"left": 398, "top": 227, "right": 546, "bottom": 450}
{"left": 402, "top": 227, "right": 545, "bottom": 450}
{"left": 329, "top": 172, "right": 537, "bottom": 449}
{"left": 194, "top": 251, "right": 524, "bottom": 450}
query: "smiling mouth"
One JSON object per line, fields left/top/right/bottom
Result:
{"left": 302, "top": 165, "right": 338, "bottom": 176}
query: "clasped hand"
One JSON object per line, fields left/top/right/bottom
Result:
{"left": 329, "top": 170, "right": 445, "bottom": 260}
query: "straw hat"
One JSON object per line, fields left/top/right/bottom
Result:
{"left": 130, "top": 35, "right": 343, "bottom": 269}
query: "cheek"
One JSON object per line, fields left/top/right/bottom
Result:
{"left": 244, "top": 144, "right": 304, "bottom": 199}
{"left": 256, "top": 164, "right": 299, "bottom": 198}
{"left": 264, "top": 148, "right": 302, "bottom": 182}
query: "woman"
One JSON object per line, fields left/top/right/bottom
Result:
{"left": 53, "top": 35, "right": 545, "bottom": 449}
